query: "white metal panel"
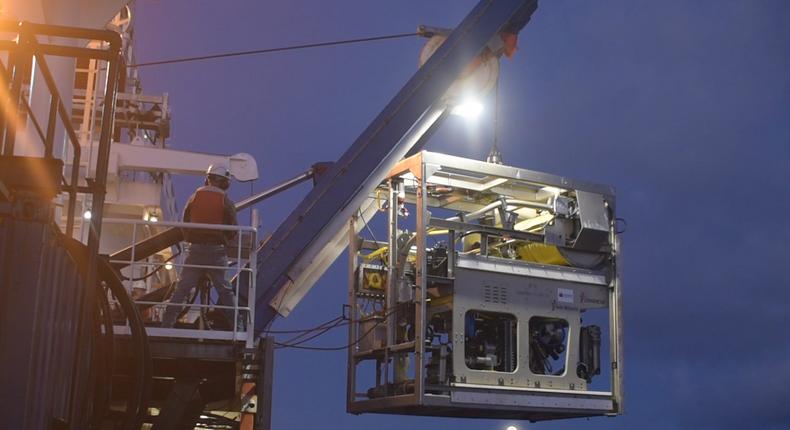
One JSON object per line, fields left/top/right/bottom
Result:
{"left": 451, "top": 389, "right": 612, "bottom": 411}
{"left": 72, "top": 141, "right": 259, "bottom": 181}
{"left": 457, "top": 254, "right": 608, "bottom": 286}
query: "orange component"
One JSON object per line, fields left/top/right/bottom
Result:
{"left": 501, "top": 32, "right": 518, "bottom": 58}
{"left": 239, "top": 381, "right": 256, "bottom": 430}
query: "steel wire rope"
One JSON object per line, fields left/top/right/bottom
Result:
{"left": 129, "top": 32, "right": 419, "bottom": 68}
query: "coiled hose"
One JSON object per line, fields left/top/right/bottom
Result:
{"left": 62, "top": 234, "right": 152, "bottom": 430}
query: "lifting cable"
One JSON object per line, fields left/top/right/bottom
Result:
{"left": 129, "top": 32, "right": 419, "bottom": 68}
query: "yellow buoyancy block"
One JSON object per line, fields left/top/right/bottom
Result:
{"left": 363, "top": 246, "right": 389, "bottom": 262}
{"left": 516, "top": 242, "right": 570, "bottom": 266}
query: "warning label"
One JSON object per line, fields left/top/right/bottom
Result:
{"left": 557, "top": 288, "right": 574, "bottom": 303}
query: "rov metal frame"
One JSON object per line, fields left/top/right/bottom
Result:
{"left": 346, "top": 151, "right": 624, "bottom": 421}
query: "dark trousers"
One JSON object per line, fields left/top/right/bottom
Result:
{"left": 161, "top": 243, "right": 235, "bottom": 328}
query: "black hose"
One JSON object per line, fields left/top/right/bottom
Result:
{"left": 62, "top": 235, "right": 152, "bottom": 430}
{"left": 120, "top": 246, "right": 181, "bottom": 282}
{"left": 97, "top": 256, "right": 152, "bottom": 430}
{"left": 90, "top": 282, "right": 115, "bottom": 428}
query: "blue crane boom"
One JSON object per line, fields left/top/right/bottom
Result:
{"left": 254, "top": 0, "right": 539, "bottom": 331}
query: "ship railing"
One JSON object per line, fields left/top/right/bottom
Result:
{"left": 105, "top": 213, "right": 258, "bottom": 349}
{"left": 0, "top": 20, "right": 122, "bottom": 237}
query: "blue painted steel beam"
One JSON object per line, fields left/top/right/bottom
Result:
{"left": 254, "top": 0, "right": 538, "bottom": 331}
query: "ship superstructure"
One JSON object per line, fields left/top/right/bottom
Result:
{"left": 1, "top": 2, "right": 264, "bottom": 427}
{"left": 0, "top": 1, "right": 623, "bottom": 429}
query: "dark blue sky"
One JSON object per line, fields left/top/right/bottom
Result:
{"left": 135, "top": 1, "right": 790, "bottom": 429}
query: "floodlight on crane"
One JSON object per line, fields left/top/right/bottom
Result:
{"left": 451, "top": 98, "right": 485, "bottom": 119}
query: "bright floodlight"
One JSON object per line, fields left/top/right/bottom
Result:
{"left": 451, "top": 98, "right": 484, "bottom": 119}
{"left": 83, "top": 210, "right": 92, "bottom": 220}
{"left": 506, "top": 426, "right": 519, "bottom": 430}
{"left": 164, "top": 262, "right": 173, "bottom": 271}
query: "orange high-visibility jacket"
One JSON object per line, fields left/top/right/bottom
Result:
{"left": 183, "top": 185, "right": 237, "bottom": 245}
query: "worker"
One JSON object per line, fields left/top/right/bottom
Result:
{"left": 161, "top": 164, "right": 238, "bottom": 328}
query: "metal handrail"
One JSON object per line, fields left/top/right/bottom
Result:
{"left": 104, "top": 216, "right": 259, "bottom": 348}
{"left": 0, "top": 20, "right": 119, "bottom": 237}
{"left": 0, "top": 21, "right": 126, "bottom": 423}
{"left": 104, "top": 217, "right": 257, "bottom": 232}
{"left": 110, "top": 260, "right": 254, "bottom": 272}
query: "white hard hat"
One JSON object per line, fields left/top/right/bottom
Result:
{"left": 206, "top": 163, "right": 231, "bottom": 179}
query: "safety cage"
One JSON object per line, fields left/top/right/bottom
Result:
{"left": 346, "top": 151, "right": 623, "bottom": 421}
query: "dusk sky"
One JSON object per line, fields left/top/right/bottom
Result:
{"left": 134, "top": 1, "right": 790, "bottom": 429}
